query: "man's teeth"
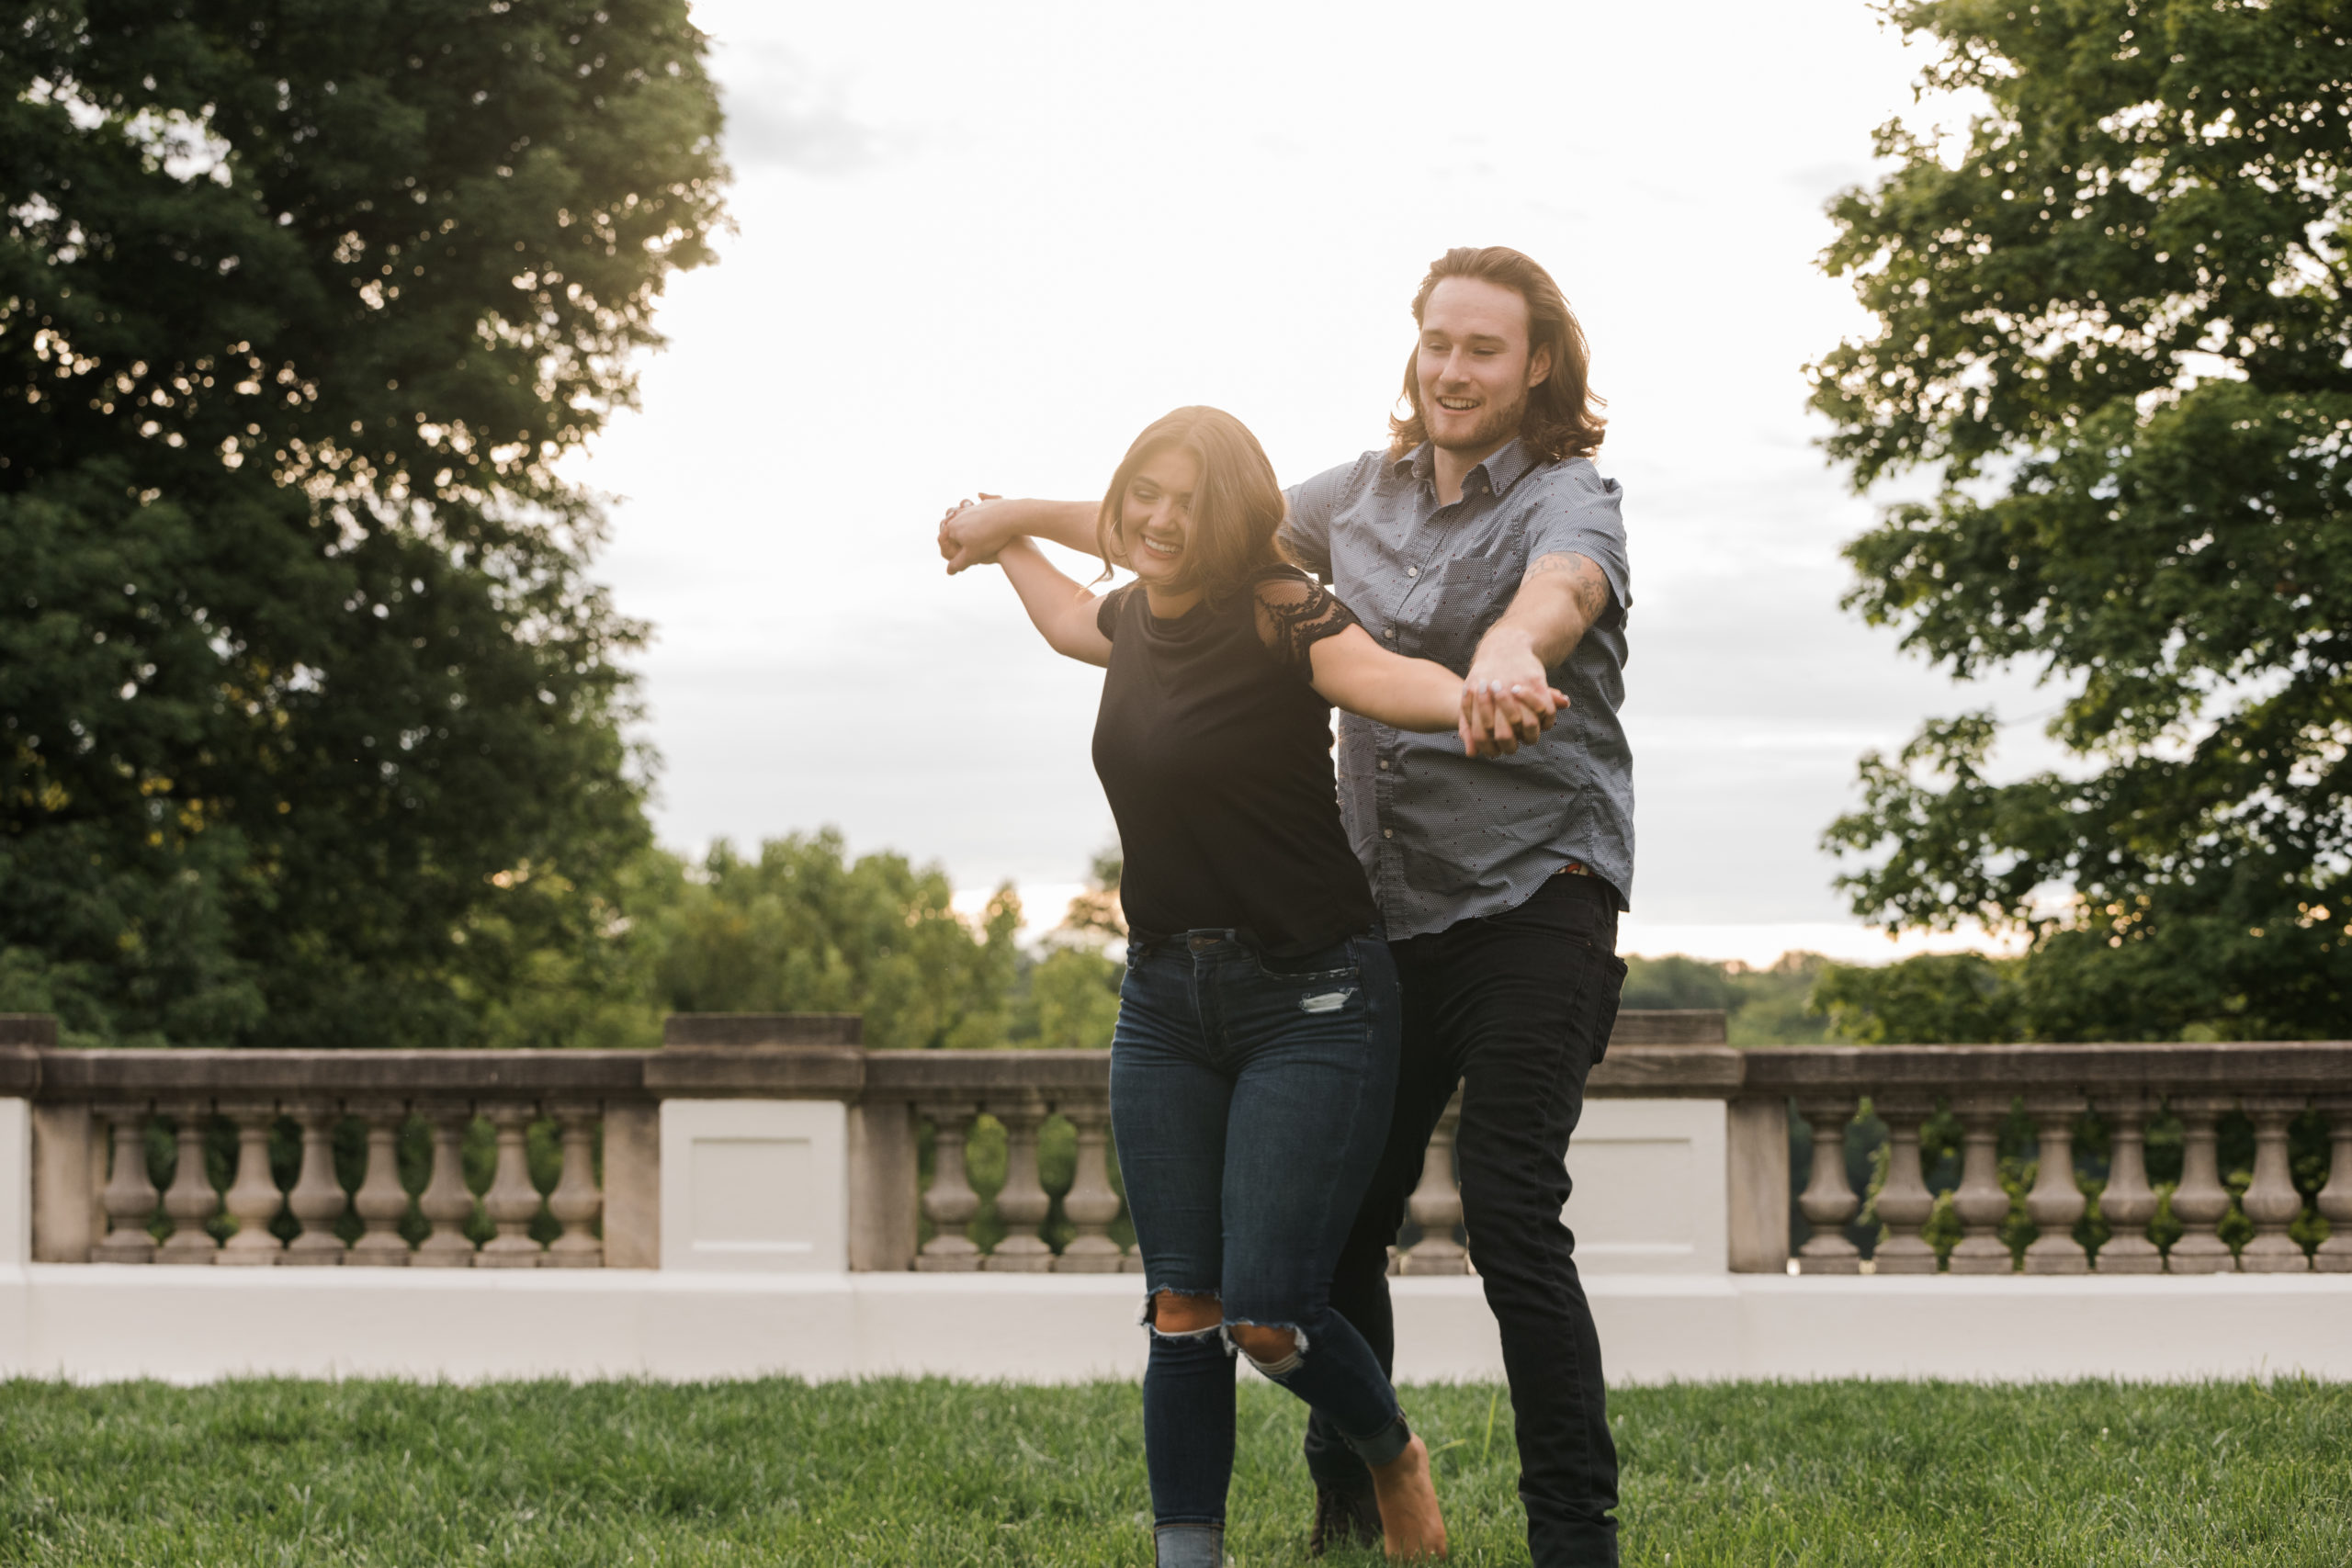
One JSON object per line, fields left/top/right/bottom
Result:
{"left": 1439, "top": 398, "right": 1477, "bottom": 410}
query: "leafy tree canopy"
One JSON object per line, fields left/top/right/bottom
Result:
{"left": 639, "top": 832, "right": 1022, "bottom": 1052}
{"left": 1813, "top": 0, "right": 2352, "bottom": 1039}
{"left": 0, "top": 1, "right": 726, "bottom": 1046}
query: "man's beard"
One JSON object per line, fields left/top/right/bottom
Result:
{"left": 1427, "top": 386, "right": 1528, "bottom": 453}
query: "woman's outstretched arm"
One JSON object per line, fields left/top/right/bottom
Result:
{"left": 939, "top": 496, "right": 1109, "bottom": 574}
{"left": 995, "top": 536, "right": 1114, "bottom": 667}
{"left": 1307, "top": 626, "right": 1566, "bottom": 755}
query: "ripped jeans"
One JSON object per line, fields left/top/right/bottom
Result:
{"left": 1112, "top": 929, "right": 1408, "bottom": 1555}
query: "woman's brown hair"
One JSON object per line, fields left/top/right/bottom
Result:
{"left": 1097, "top": 406, "right": 1291, "bottom": 604}
{"left": 1386, "top": 246, "right": 1607, "bottom": 464}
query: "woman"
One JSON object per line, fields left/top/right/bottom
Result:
{"left": 953, "top": 406, "right": 1564, "bottom": 1565}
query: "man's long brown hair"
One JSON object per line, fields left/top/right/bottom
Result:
{"left": 1386, "top": 246, "right": 1606, "bottom": 464}
{"left": 1097, "top": 407, "right": 1290, "bottom": 604}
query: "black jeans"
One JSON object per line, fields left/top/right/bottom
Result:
{"left": 1303, "top": 872, "right": 1626, "bottom": 1567}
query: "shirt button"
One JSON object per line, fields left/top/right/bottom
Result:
{"left": 1383, "top": 829, "right": 1394, "bottom": 839}
{"left": 1377, "top": 760, "right": 1389, "bottom": 771}
{"left": 1406, "top": 566, "right": 1419, "bottom": 578}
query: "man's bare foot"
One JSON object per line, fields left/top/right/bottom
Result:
{"left": 1368, "top": 1433, "right": 1448, "bottom": 1559}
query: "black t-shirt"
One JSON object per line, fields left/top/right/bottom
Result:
{"left": 1091, "top": 567, "right": 1378, "bottom": 955}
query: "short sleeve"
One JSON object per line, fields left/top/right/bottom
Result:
{"left": 1095, "top": 583, "right": 1133, "bottom": 643}
{"left": 1523, "top": 461, "right": 1633, "bottom": 620}
{"left": 1251, "top": 570, "right": 1360, "bottom": 677}
{"left": 1280, "top": 455, "right": 1369, "bottom": 583}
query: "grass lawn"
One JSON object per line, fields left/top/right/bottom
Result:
{"left": 2, "top": 1376, "right": 2346, "bottom": 1565}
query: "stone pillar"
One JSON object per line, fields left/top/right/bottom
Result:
{"left": 1871, "top": 1098, "right": 1939, "bottom": 1275}
{"left": 984, "top": 1097, "right": 1056, "bottom": 1272}
{"left": 544, "top": 1102, "right": 604, "bottom": 1268}
{"left": 2315, "top": 1098, "right": 2352, "bottom": 1274}
{"left": 1057, "top": 1099, "right": 1125, "bottom": 1273}
{"left": 1401, "top": 1092, "right": 1468, "bottom": 1275}
{"left": 1725, "top": 1097, "right": 1791, "bottom": 1273}
{"left": 413, "top": 1105, "right": 478, "bottom": 1267}
{"left": 2093, "top": 1099, "right": 2163, "bottom": 1274}
{"left": 599, "top": 1100, "right": 659, "bottom": 1269}
{"left": 2021, "top": 1100, "right": 2089, "bottom": 1275}
{"left": 157, "top": 1107, "right": 221, "bottom": 1264}
{"left": 283, "top": 1103, "right": 349, "bottom": 1266}
{"left": 92, "top": 1105, "right": 158, "bottom": 1264}
{"left": 216, "top": 1102, "right": 286, "bottom": 1265}
{"left": 1947, "top": 1100, "right": 2015, "bottom": 1275}
{"left": 348, "top": 1102, "right": 413, "bottom": 1266}
{"left": 847, "top": 1099, "right": 918, "bottom": 1272}
{"left": 914, "top": 1102, "right": 984, "bottom": 1271}
{"left": 2166, "top": 1099, "right": 2236, "bottom": 1275}
{"left": 2237, "top": 1100, "right": 2310, "bottom": 1274}
{"left": 476, "top": 1102, "right": 545, "bottom": 1268}
{"left": 1793, "top": 1095, "right": 1861, "bottom": 1274}
{"left": 30, "top": 1101, "right": 96, "bottom": 1263}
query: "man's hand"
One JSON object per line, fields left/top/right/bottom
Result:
{"left": 937, "top": 493, "right": 1011, "bottom": 574}
{"left": 1458, "top": 651, "right": 1571, "bottom": 759}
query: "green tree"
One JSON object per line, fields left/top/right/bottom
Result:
{"left": 1, "top": 2, "right": 725, "bottom": 1045}
{"left": 639, "top": 832, "right": 1021, "bottom": 1051}
{"left": 1006, "top": 851, "right": 1124, "bottom": 1050}
{"left": 1811, "top": 0, "right": 2352, "bottom": 1040}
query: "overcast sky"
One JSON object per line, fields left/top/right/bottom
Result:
{"left": 574, "top": 0, "right": 2052, "bottom": 964}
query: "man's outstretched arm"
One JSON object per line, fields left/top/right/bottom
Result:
{"left": 938, "top": 496, "right": 1106, "bottom": 573}
{"left": 1459, "top": 552, "right": 1612, "bottom": 759}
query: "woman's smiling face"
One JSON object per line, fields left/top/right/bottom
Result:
{"left": 1120, "top": 445, "right": 1198, "bottom": 587}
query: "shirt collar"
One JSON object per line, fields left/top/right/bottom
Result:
{"left": 1389, "top": 437, "right": 1535, "bottom": 500}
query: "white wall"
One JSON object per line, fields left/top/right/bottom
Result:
{"left": 1562, "top": 1099, "right": 1728, "bottom": 1274}
{"left": 0, "top": 1099, "right": 28, "bottom": 1269}
{"left": 659, "top": 1100, "right": 847, "bottom": 1273}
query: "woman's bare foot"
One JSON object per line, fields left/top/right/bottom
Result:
{"left": 1368, "top": 1432, "right": 1448, "bottom": 1559}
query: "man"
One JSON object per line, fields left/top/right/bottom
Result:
{"left": 941, "top": 245, "right": 1632, "bottom": 1567}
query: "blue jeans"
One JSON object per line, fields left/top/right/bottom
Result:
{"left": 1112, "top": 930, "right": 1410, "bottom": 1564}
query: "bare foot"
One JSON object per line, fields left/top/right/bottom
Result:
{"left": 1369, "top": 1432, "right": 1448, "bottom": 1559}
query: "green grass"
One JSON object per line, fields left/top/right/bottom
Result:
{"left": 2, "top": 1377, "right": 2346, "bottom": 1565}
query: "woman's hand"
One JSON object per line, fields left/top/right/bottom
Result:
{"left": 1458, "top": 681, "right": 1571, "bottom": 760}
{"left": 938, "top": 494, "right": 1012, "bottom": 573}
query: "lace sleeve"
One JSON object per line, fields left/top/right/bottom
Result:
{"left": 1252, "top": 571, "right": 1361, "bottom": 677}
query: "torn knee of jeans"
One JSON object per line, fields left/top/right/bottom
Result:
{"left": 1226, "top": 1318, "right": 1306, "bottom": 1376}
{"left": 1140, "top": 1288, "right": 1226, "bottom": 1342}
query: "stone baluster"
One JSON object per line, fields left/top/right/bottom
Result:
{"left": 915, "top": 1103, "right": 985, "bottom": 1271}
{"left": 985, "top": 1096, "right": 1057, "bottom": 1272}
{"left": 2165, "top": 1099, "right": 2236, "bottom": 1274}
{"left": 157, "top": 1106, "right": 222, "bottom": 1264}
{"left": 1870, "top": 1097, "right": 1939, "bottom": 1274}
{"left": 2021, "top": 1099, "right": 2089, "bottom": 1275}
{"left": 217, "top": 1101, "right": 287, "bottom": 1265}
{"left": 544, "top": 1102, "right": 605, "bottom": 1268}
{"left": 2237, "top": 1099, "right": 2310, "bottom": 1274}
{"left": 477, "top": 1102, "right": 546, "bottom": 1268}
{"left": 1056, "top": 1099, "right": 1125, "bottom": 1273}
{"left": 348, "top": 1102, "right": 413, "bottom": 1266}
{"left": 92, "top": 1104, "right": 159, "bottom": 1264}
{"left": 1794, "top": 1096, "right": 1862, "bottom": 1273}
{"left": 1402, "top": 1093, "right": 1468, "bottom": 1275}
{"left": 413, "top": 1105, "right": 479, "bottom": 1267}
{"left": 2315, "top": 1099, "right": 2352, "bottom": 1274}
{"left": 1947, "top": 1099, "right": 2016, "bottom": 1274}
{"left": 284, "top": 1102, "right": 350, "bottom": 1265}
{"left": 2093, "top": 1099, "right": 2163, "bottom": 1274}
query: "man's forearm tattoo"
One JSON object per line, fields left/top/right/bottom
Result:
{"left": 1525, "top": 551, "right": 1611, "bottom": 626}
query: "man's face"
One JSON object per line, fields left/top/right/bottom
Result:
{"left": 1413, "top": 276, "right": 1553, "bottom": 455}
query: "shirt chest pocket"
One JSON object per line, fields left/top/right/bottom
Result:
{"left": 1414, "top": 555, "right": 1510, "bottom": 669}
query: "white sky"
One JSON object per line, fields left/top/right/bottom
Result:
{"left": 576, "top": 0, "right": 2054, "bottom": 966}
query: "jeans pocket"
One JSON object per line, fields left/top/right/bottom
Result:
{"left": 1251, "top": 939, "right": 1360, "bottom": 986}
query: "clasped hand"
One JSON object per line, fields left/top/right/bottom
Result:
{"left": 936, "top": 494, "right": 1006, "bottom": 573}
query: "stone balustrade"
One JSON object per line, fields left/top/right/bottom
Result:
{"left": 1740, "top": 1042, "right": 2352, "bottom": 1276}
{"left": 6, "top": 1012, "right": 2346, "bottom": 1278}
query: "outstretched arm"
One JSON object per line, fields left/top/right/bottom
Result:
{"left": 1309, "top": 626, "right": 1567, "bottom": 750}
{"left": 1462, "top": 552, "right": 1611, "bottom": 757}
{"left": 994, "top": 537, "right": 1113, "bottom": 667}
{"left": 939, "top": 496, "right": 1111, "bottom": 574}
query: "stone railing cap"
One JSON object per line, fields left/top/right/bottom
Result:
{"left": 0, "top": 1014, "right": 59, "bottom": 1047}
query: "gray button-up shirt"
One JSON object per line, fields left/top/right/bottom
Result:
{"left": 1283, "top": 439, "right": 1634, "bottom": 940}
